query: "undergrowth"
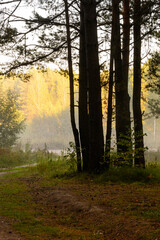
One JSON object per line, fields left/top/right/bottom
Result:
{"left": 95, "top": 165, "right": 160, "bottom": 184}
{"left": 1, "top": 151, "right": 160, "bottom": 239}
{"left": 1, "top": 145, "right": 160, "bottom": 184}
{"left": 33, "top": 157, "right": 160, "bottom": 184}
{"left": 0, "top": 144, "right": 58, "bottom": 168}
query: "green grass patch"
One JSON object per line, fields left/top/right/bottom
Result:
{"left": 0, "top": 179, "right": 60, "bottom": 239}
{"left": 93, "top": 166, "right": 160, "bottom": 184}
{"left": 3, "top": 155, "right": 160, "bottom": 185}
{"left": 1, "top": 160, "right": 160, "bottom": 240}
{"left": 36, "top": 157, "right": 74, "bottom": 178}
{"left": 135, "top": 208, "right": 160, "bottom": 222}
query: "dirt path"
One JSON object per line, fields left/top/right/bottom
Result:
{"left": 0, "top": 163, "right": 37, "bottom": 172}
{"left": 0, "top": 170, "right": 18, "bottom": 176}
{"left": 0, "top": 163, "right": 37, "bottom": 176}
{"left": 0, "top": 216, "right": 23, "bottom": 240}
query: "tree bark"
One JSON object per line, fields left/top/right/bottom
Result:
{"left": 105, "top": 8, "right": 115, "bottom": 169}
{"left": 122, "top": 0, "right": 132, "bottom": 165}
{"left": 83, "top": 0, "right": 104, "bottom": 172}
{"left": 122, "top": 0, "right": 130, "bottom": 89}
{"left": 79, "top": 3, "right": 89, "bottom": 171}
{"left": 133, "top": 0, "right": 145, "bottom": 167}
{"left": 64, "top": 0, "right": 81, "bottom": 172}
{"left": 114, "top": 0, "right": 132, "bottom": 166}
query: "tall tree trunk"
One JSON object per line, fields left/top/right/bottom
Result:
{"left": 64, "top": 0, "right": 81, "bottom": 172}
{"left": 79, "top": 3, "right": 89, "bottom": 171}
{"left": 105, "top": 7, "right": 115, "bottom": 169}
{"left": 114, "top": 0, "right": 132, "bottom": 166}
{"left": 83, "top": 0, "right": 104, "bottom": 172}
{"left": 133, "top": 0, "right": 145, "bottom": 167}
{"left": 122, "top": 0, "right": 132, "bottom": 165}
{"left": 122, "top": 0, "right": 130, "bottom": 87}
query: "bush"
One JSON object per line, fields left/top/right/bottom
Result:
{"left": 0, "top": 90, "right": 25, "bottom": 148}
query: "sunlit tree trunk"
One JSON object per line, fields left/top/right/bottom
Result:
{"left": 83, "top": 0, "right": 104, "bottom": 171}
{"left": 64, "top": 0, "right": 81, "bottom": 172}
{"left": 133, "top": 0, "right": 145, "bottom": 167}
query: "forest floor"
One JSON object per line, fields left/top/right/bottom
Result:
{"left": 0, "top": 169, "right": 160, "bottom": 240}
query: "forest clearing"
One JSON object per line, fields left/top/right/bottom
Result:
{"left": 0, "top": 1, "right": 160, "bottom": 239}
{"left": 0, "top": 157, "right": 160, "bottom": 240}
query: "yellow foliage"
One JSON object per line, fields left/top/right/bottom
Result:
{"left": 21, "top": 68, "right": 71, "bottom": 120}
{"left": 1, "top": 68, "right": 70, "bottom": 121}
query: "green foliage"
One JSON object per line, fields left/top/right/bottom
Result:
{"left": 0, "top": 27, "right": 17, "bottom": 45}
{"left": 31, "top": 151, "right": 160, "bottom": 184}
{"left": 95, "top": 165, "right": 160, "bottom": 184}
{"left": 64, "top": 142, "right": 77, "bottom": 172}
{"left": 36, "top": 158, "right": 69, "bottom": 178}
{"left": 108, "top": 129, "right": 147, "bottom": 167}
{"left": 148, "top": 52, "right": 160, "bottom": 80}
{"left": 0, "top": 90, "right": 25, "bottom": 148}
{"left": 144, "top": 52, "right": 160, "bottom": 116}
{"left": 35, "top": 142, "right": 80, "bottom": 177}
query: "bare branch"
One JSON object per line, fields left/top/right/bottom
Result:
{"left": 0, "top": 0, "right": 20, "bottom": 4}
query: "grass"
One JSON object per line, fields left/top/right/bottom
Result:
{"left": 36, "top": 157, "right": 69, "bottom": 177}
{"left": 31, "top": 157, "right": 160, "bottom": 185}
{"left": 0, "top": 146, "right": 58, "bottom": 168}
{"left": 1, "top": 164, "right": 160, "bottom": 240}
{"left": 1, "top": 151, "right": 160, "bottom": 239}
{"left": 137, "top": 209, "right": 160, "bottom": 221}
{"left": 0, "top": 179, "right": 60, "bottom": 240}
{"left": 94, "top": 165, "right": 160, "bottom": 184}
{"left": 2, "top": 149, "right": 160, "bottom": 185}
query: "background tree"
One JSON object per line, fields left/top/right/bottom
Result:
{"left": 0, "top": 90, "right": 25, "bottom": 148}
{"left": 145, "top": 52, "right": 160, "bottom": 116}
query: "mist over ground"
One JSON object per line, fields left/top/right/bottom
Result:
{"left": 1, "top": 67, "right": 159, "bottom": 154}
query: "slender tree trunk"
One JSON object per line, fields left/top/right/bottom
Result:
{"left": 105, "top": 9, "right": 115, "bottom": 169}
{"left": 83, "top": 0, "right": 104, "bottom": 172}
{"left": 64, "top": 0, "right": 81, "bottom": 172}
{"left": 114, "top": 0, "right": 125, "bottom": 158}
{"left": 105, "top": 52, "right": 113, "bottom": 169}
{"left": 122, "top": 0, "right": 130, "bottom": 88}
{"left": 114, "top": 0, "right": 132, "bottom": 166}
{"left": 122, "top": 0, "right": 132, "bottom": 165}
{"left": 79, "top": 3, "right": 89, "bottom": 171}
{"left": 133, "top": 0, "right": 145, "bottom": 167}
